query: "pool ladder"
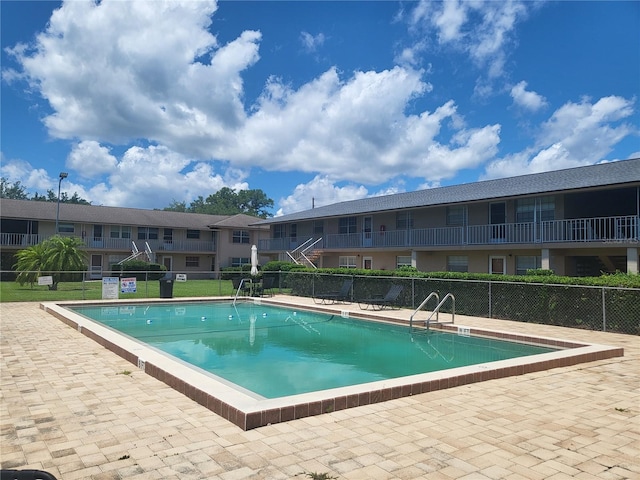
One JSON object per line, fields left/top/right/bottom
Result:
{"left": 232, "top": 278, "right": 252, "bottom": 306}
{"left": 410, "top": 292, "right": 455, "bottom": 334}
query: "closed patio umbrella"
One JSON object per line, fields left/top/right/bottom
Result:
{"left": 251, "top": 244, "right": 258, "bottom": 276}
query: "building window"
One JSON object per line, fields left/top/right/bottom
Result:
{"left": 186, "top": 256, "right": 199, "bottom": 267}
{"left": 110, "top": 225, "right": 131, "bottom": 239}
{"left": 231, "top": 257, "right": 250, "bottom": 267}
{"left": 396, "top": 256, "right": 412, "bottom": 268}
{"left": 447, "top": 255, "right": 468, "bottom": 272}
{"left": 516, "top": 196, "right": 555, "bottom": 223}
{"left": 186, "top": 229, "right": 200, "bottom": 239}
{"left": 447, "top": 206, "right": 467, "bottom": 226}
{"left": 232, "top": 230, "right": 250, "bottom": 244}
{"left": 339, "top": 256, "right": 357, "bottom": 268}
{"left": 290, "top": 224, "right": 297, "bottom": 241}
{"left": 58, "top": 223, "right": 75, "bottom": 233}
{"left": 274, "top": 224, "right": 286, "bottom": 238}
{"left": 138, "top": 227, "right": 159, "bottom": 240}
{"left": 109, "top": 255, "right": 128, "bottom": 265}
{"left": 313, "top": 221, "right": 324, "bottom": 235}
{"left": 516, "top": 256, "right": 541, "bottom": 275}
{"left": 339, "top": 217, "right": 357, "bottom": 234}
{"left": 163, "top": 228, "right": 173, "bottom": 242}
{"left": 396, "top": 212, "right": 413, "bottom": 229}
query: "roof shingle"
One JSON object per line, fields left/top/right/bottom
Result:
{"left": 256, "top": 158, "right": 640, "bottom": 224}
{"left": 0, "top": 199, "right": 267, "bottom": 230}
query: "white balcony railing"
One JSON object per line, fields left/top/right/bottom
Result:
{"left": 258, "top": 215, "right": 638, "bottom": 251}
{"left": 0, "top": 234, "right": 216, "bottom": 253}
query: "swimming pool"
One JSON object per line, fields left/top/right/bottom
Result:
{"left": 67, "top": 302, "right": 556, "bottom": 398}
{"left": 43, "top": 298, "right": 623, "bottom": 430}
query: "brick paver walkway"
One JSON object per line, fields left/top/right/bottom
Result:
{"left": 1, "top": 300, "right": 638, "bottom": 479}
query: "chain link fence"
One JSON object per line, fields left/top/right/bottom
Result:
{"left": 280, "top": 271, "right": 640, "bottom": 335}
{"left": 2, "top": 269, "right": 638, "bottom": 335}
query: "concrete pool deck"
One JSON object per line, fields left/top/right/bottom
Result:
{"left": 1, "top": 298, "right": 639, "bottom": 479}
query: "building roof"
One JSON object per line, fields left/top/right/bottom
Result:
{"left": 0, "top": 199, "right": 268, "bottom": 231}
{"left": 256, "top": 158, "right": 640, "bottom": 224}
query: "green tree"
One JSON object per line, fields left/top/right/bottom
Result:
{"left": 14, "top": 236, "right": 88, "bottom": 290}
{"left": 165, "top": 188, "right": 274, "bottom": 218}
{"left": 13, "top": 242, "right": 49, "bottom": 287}
{"left": 236, "top": 189, "right": 274, "bottom": 218}
{"left": 1, "top": 177, "right": 90, "bottom": 204}
{"left": 0, "top": 177, "right": 29, "bottom": 199}
{"left": 32, "top": 190, "right": 91, "bottom": 204}
{"left": 163, "top": 200, "right": 188, "bottom": 212}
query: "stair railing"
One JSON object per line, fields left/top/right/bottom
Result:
{"left": 424, "top": 293, "right": 455, "bottom": 330}
{"left": 410, "top": 292, "right": 439, "bottom": 335}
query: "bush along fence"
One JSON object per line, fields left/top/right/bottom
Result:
{"left": 3, "top": 263, "right": 638, "bottom": 335}
{"left": 273, "top": 269, "right": 640, "bottom": 335}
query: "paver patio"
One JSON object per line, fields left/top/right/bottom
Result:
{"left": 1, "top": 299, "right": 638, "bottom": 479}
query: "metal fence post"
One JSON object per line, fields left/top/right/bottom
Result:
{"left": 602, "top": 287, "right": 606, "bottom": 332}
{"left": 411, "top": 277, "right": 415, "bottom": 310}
{"left": 488, "top": 281, "right": 492, "bottom": 318}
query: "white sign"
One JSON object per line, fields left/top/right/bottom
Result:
{"left": 120, "top": 277, "right": 137, "bottom": 294}
{"left": 102, "top": 277, "right": 119, "bottom": 299}
{"left": 38, "top": 276, "right": 53, "bottom": 286}
{"left": 175, "top": 273, "right": 187, "bottom": 282}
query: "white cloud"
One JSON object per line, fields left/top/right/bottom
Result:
{"left": 433, "top": 0, "right": 467, "bottom": 43}
{"left": 6, "top": 0, "right": 501, "bottom": 197}
{"left": 17, "top": 0, "right": 635, "bottom": 217}
{"left": 62, "top": 144, "right": 245, "bottom": 208}
{"left": 300, "top": 31, "right": 326, "bottom": 53}
{"left": 85, "top": 144, "right": 247, "bottom": 209}
{"left": 0, "top": 157, "right": 83, "bottom": 197}
{"left": 394, "top": 42, "right": 427, "bottom": 68}
{"left": 510, "top": 81, "right": 547, "bottom": 112}
{"left": 408, "top": 0, "right": 531, "bottom": 78}
{"left": 232, "top": 66, "right": 501, "bottom": 187}
{"left": 538, "top": 96, "right": 635, "bottom": 160}
{"left": 0, "top": 158, "right": 51, "bottom": 193}
{"left": 67, "top": 141, "right": 118, "bottom": 178}
{"left": 483, "top": 95, "right": 637, "bottom": 178}
{"left": 276, "top": 175, "right": 368, "bottom": 216}
{"left": 8, "top": 0, "right": 260, "bottom": 157}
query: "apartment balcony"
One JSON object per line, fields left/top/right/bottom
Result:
{"left": 0, "top": 234, "right": 216, "bottom": 253}
{"left": 145, "top": 239, "right": 216, "bottom": 253}
{"left": 258, "top": 215, "right": 639, "bottom": 252}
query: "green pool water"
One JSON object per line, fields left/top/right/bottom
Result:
{"left": 69, "top": 301, "right": 556, "bottom": 399}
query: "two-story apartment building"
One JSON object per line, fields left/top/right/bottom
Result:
{"left": 0, "top": 199, "right": 269, "bottom": 279}
{"left": 255, "top": 158, "right": 640, "bottom": 276}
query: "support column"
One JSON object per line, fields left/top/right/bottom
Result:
{"left": 411, "top": 250, "right": 417, "bottom": 269}
{"left": 541, "top": 248, "right": 550, "bottom": 270}
{"left": 627, "top": 247, "right": 638, "bottom": 274}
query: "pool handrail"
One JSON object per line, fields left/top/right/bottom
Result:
{"left": 425, "top": 293, "right": 456, "bottom": 330}
{"left": 232, "top": 278, "right": 253, "bottom": 306}
{"left": 410, "top": 292, "right": 439, "bottom": 334}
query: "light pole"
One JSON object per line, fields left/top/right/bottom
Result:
{"left": 55, "top": 172, "right": 68, "bottom": 234}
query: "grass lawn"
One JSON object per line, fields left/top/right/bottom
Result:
{"left": 0, "top": 278, "right": 237, "bottom": 302}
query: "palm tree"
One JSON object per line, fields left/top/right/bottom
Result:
{"left": 14, "top": 236, "right": 88, "bottom": 290}
{"left": 14, "top": 242, "right": 49, "bottom": 287}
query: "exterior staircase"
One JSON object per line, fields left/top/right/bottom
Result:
{"left": 117, "top": 241, "right": 155, "bottom": 264}
{"left": 575, "top": 255, "right": 627, "bottom": 276}
{"left": 286, "top": 237, "right": 323, "bottom": 269}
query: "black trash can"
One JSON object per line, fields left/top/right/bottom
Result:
{"left": 159, "top": 276, "right": 174, "bottom": 298}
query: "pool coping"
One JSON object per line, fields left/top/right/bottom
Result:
{"left": 41, "top": 297, "right": 624, "bottom": 431}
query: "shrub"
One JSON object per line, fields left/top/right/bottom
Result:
{"left": 262, "top": 261, "right": 308, "bottom": 272}
{"left": 526, "top": 268, "right": 554, "bottom": 276}
{"left": 112, "top": 260, "right": 166, "bottom": 281}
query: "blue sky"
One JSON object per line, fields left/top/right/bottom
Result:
{"left": 2, "top": 0, "right": 639, "bottom": 216}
